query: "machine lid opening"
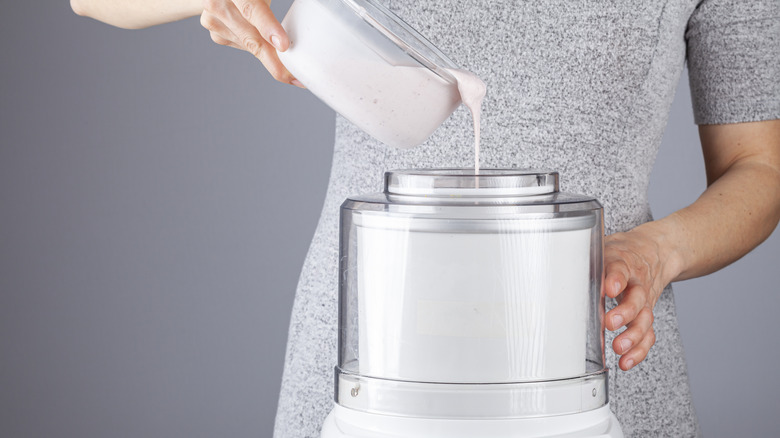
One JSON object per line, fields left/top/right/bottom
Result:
{"left": 385, "top": 169, "right": 559, "bottom": 197}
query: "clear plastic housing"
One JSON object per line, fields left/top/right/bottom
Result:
{"left": 337, "top": 169, "right": 607, "bottom": 419}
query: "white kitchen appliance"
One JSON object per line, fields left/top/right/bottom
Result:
{"left": 322, "top": 169, "right": 623, "bottom": 438}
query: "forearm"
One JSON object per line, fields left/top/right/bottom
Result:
{"left": 602, "top": 120, "right": 779, "bottom": 371}
{"left": 70, "top": 0, "right": 203, "bottom": 29}
{"left": 638, "top": 121, "right": 780, "bottom": 285}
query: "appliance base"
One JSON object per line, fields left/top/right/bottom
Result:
{"left": 321, "top": 403, "right": 624, "bottom": 438}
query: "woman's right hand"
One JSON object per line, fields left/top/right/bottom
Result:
{"left": 200, "top": 0, "right": 304, "bottom": 87}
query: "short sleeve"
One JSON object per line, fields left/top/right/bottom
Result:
{"left": 685, "top": 0, "right": 780, "bottom": 125}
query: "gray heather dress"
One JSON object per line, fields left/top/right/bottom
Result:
{"left": 274, "top": 0, "right": 780, "bottom": 436}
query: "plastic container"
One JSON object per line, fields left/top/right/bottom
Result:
{"left": 277, "top": 0, "right": 462, "bottom": 149}
{"left": 336, "top": 169, "right": 608, "bottom": 419}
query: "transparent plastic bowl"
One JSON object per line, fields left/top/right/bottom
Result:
{"left": 278, "top": 0, "right": 461, "bottom": 148}
{"left": 337, "top": 169, "right": 608, "bottom": 419}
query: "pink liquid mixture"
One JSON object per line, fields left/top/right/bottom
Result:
{"left": 278, "top": 0, "right": 487, "bottom": 160}
{"left": 448, "top": 69, "right": 486, "bottom": 174}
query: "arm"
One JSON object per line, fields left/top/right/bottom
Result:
{"left": 70, "top": 0, "right": 203, "bottom": 29}
{"left": 70, "top": 0, "right": 301, "bottom": 86}
{"left": 604, "top": 119, "right": 780, "bottom": 370}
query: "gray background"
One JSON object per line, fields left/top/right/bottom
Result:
{"left": 1, "top": 2, "right": 778, "bottom": 437}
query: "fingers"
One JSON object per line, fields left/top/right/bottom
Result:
{"left": 603, "top": 231, "right": 668, "bottom": 371}
{"left": 210, "top": 33, "right": 243, "bottom": 50}
{"left": 255, "top": 42, "right": 298, "bottom": 84}
{"left": 612, "top": 308, "right": 656, "bottom": 370}
{"left": 201, "top": 0, "right": 300, "bottom": 85}
{"left": 605, "top": 283, "right": 646, "bottom": 331}
{"left": 232, "top": 0, "right": 289, "bottom": 51}
{"left": 604, "top": 255, "right": 629, "bottom": 299}
{"left": 605, "top": 258, "right": 656, "bottom": 371}
{"left": 210, "top": 1, "right": 267, "bottom": 58}
{"left": 201, "top": 12, "right": 242, "bottom": 49}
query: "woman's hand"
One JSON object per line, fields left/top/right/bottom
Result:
{"left": 200, "top": 0, "right": 303, "bottom": 87}
{"left": 602, "top": 120, "right": 780, "bottom": 372}
{"left": 603, "top": 225, "right": 681, "bottom": 371}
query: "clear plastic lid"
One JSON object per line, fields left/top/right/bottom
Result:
{"left": 337, "top": 169, "right": 607, "bottom": 419}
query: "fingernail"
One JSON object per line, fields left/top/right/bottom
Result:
{"left": 611, "top": 314, "right": 624, "bottom": 328}
{"left": 625, "top": 358, "right": 635, "bottom": 369}
{"left": 271, "top": 35, "right": 283, "bottom": 51}
{"left": 291, "top": 79, "right": 305, "bottom": 89}
{"left": 613, "top": 281, "right": 621, "bottom": 294}
{"left": 620, "top": 338, "right": 632, "bottom": 353}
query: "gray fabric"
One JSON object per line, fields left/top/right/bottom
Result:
{"left": 687, "top": 1, "right": 780, "bottom": 125}
{"left": 274, "top": 0, "right": 780, "bottom": 437}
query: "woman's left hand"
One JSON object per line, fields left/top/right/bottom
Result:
{"left": 603, "top": 225, "right": 679, "bottom": 371}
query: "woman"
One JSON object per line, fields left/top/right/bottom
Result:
{"left": 71, "top": 0, "right": 780, "bottom": 436}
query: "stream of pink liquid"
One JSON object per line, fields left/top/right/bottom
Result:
{"left": 447, "top": 69, "right": 487, "bottom": 175}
